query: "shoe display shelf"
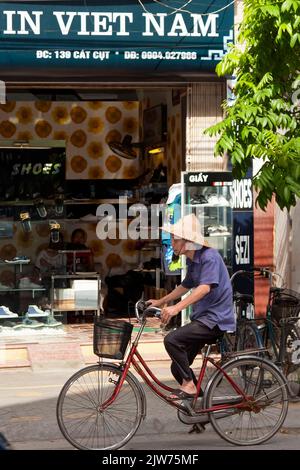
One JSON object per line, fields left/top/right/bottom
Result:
{"left": 0, "top": 259, "right": 46, "bottom": 325}
{"left": 0, "top": 259, "right": 45, "bottom": 292}
{"left": 50, "top": 273, "right": 101, "bottom": 320}
{"left": 181, "top": 171, "right": 233, "bottom": 325}
{"left": 0, "top": 200, "right": 66, "bottom": 221}
{"left": 181, "top": 171, "right": 233, "bottom": 261}
{"left": 65, "top": 197, "right": 139, "bottom": 222}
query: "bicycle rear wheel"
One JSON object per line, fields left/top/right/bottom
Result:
{"left": 206, "top": 357, "right": 288, "bottom": 446}
{"left": 57, "top": 364, "right": 144, "bottom": 450}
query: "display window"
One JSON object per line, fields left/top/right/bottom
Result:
{"left": 0, "top": 88, "right": 188, "bottom": 329}
{"left": 0, "top": 0, "right": 235, "bottom": 333}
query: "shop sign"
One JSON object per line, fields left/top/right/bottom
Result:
{"left": 11, "top": 162, "right": 61, "bottom": 176}
{"left": 232, "top": 168, "right": 254, "bottom": 295}
{"left": 184, "top": 171, "right": 232, "bottom": 186}
{"left": 0, "top": 147, "right": 65, "bottom": 201}
{"left": 230, "top": 178, "right": 253, "bottom": 210}
{"left": 0, "top": 1, "right": 234, "bottom": 76}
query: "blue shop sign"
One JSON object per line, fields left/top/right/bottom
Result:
{"left": 0, "top": 0, "right": 234, "bottom": 75}
{"left": 231, "top": 167, "right": 254, "bottom": 296}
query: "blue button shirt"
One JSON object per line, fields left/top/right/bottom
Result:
{"left": 181, "top": 247, "right": 235, "bottom": 331}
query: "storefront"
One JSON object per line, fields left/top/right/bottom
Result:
{"left": 0, "top": 0, "right": 236, "bottom": 331}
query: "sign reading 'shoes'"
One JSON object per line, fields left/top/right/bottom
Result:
{"left": 0, "top": 1, "right": 234, "bottom": 76}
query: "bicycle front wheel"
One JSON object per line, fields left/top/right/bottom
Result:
{"left": 57, "top": 364, "right": 144, "bottom": 450}
{"left": 206, "top": 357, "right": 288, "bottom": 446}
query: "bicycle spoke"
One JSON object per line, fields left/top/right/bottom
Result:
{"left": 207, "top": 357, "right": 288, "bottom": 445}
{"left": 57, "top": 365, "right": 143, "bottom": 450}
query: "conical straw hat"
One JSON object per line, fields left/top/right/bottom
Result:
{"left": 161, "top": 213, "right": 209, "bottom": 246}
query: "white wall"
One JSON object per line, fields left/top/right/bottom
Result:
{"left": 274, "top": 206, "right": 291, "bottom": 287}
{"left": 290, "top": 199, "right": 300, "bottom": 292}
{"left": 274, "top": 199, "right": 300, "bottom": 292}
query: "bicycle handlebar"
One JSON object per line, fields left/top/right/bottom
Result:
{"left": 230, "top": 267, "right": 285, "bottom": 288}
{"left": 253, "top": 266, "right": 271, "bottom": 277}
{"left": 135, "top": 300, "right": 161, "bottom": 322}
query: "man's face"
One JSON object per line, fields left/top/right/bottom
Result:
{"left": 171, "top": 234, "right": 185, "bottom": 256}
{"left": 73, "top": 231, "right": 85, "bottom": 245}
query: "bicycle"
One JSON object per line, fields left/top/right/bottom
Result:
{"left": 221, "top": 269, "right": 264, "bottom": 355}
{"left": 257, "top": 269, "right": 300, "bottom": 398}
{"left": 56, "top": 301, "right": 289, "bottom": 450}
{"left": 222, "top": 267, "right": 300, "bottom": 399}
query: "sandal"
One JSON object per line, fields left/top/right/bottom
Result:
{"left": 168, "top": 389, "right": 195, "bottom": 400}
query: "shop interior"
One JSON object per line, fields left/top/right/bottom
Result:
{"left": 0, "top": 86, "right": 187, "bottom": 329}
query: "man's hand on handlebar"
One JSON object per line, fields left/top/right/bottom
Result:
{"left": 161, "top": 305, "right": 179, "bottom": 325}
{"left": 147, "top": 298, "right": 165, "bottom": 308}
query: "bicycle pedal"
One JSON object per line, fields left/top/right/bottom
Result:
{"left": 188, "top": 423, "right": 206, "bottom": 434}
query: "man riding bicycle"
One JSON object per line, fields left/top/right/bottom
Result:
{"left": 148, "top": 213, "right": 235, "bottom": 399}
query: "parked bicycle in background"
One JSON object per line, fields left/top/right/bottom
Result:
{"left": 221, "top": 269, "right": 263, "bottom": 355}
{"left": 222, "top": 267, "right": 300, "bottom": 400}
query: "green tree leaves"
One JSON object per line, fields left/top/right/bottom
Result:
{"left": 205, "top": 0, "right": 300, "bottom": 210}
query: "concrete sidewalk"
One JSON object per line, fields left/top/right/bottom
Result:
{"left": 0, "top": 320, "right": 168, "bottom": 370}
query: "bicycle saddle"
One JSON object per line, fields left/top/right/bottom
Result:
{"left": 234, "top": 292, "right": 254, "bottom": 302}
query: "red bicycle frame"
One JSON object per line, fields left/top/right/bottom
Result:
{"left": 100, "top": 324, "right": 252, "bottom": 415}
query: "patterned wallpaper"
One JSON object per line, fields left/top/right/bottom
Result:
{"left": 0, "top": 100, "right": 140, "bottom": 180}
{"left": 141, "top": 94, "right": 182, "bottom": 186}
{"left": 0, "top": 100, "right": 143, "bottom": 288}
{"left": 167, "top": 110, "right": 182, "bottom": 186}
{"left": 0, "top": 98, "right": 182, "bottom": 296}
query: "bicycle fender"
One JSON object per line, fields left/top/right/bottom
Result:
{"left": 126, "top": 369, "right": 147, "bottom": 420}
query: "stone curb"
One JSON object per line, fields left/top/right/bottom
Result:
{"left": 0, "top": 336, "right": 168, "bottom": 370}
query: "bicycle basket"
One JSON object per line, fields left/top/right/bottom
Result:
{"left": 93, "top": 317, "right": 133, "bottom": 359}
{"left": 271, "top": 289, "right": 300, "bottom": 323}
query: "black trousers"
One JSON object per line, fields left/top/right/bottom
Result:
{"left": 164, "top": 321, "right": 223, "bottom": 384}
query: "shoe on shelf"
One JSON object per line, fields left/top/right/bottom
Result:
{"left": 45, "top": 314, "right": 63, "bottom": 328}
{"left": 205, "top": 225, "right": 231, "bottom": 236}
{"left": 12, "top": 322, "right": 26, "bottom": 330}
{"left": 206, "top": 195, "right": 220, "bottom": 206}
{"left": 0, "top": 306, "right": 18, "bottom": 318}
{"left": 190, "top": 195, "right": 208, "bottom": 205}
{"left": 5, "top": 256, "right": 30, "bottom": 264}
{"left": 217, "top": 195, "right": 231, "bottom": 206}
{"left": 20, "top": 318, "right": 44, "bottom": 329}
{"left": 26, "top": 305, "right": 49, "bottom": 318}
{"left": 0, "top": 282, "right": 11, "bottom": 291}
{"left": 217, "top": 225, "right": 231, "bottom": 235}
{"left": 18, "top": 277, "right": 42, "bottom": 289}
{"left": 1, "top": 320, "right": 17, "bottom": 328}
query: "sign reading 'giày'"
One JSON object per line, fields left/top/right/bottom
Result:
{"left": 0, "top": 0, "right": 234, "bottom": 76}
